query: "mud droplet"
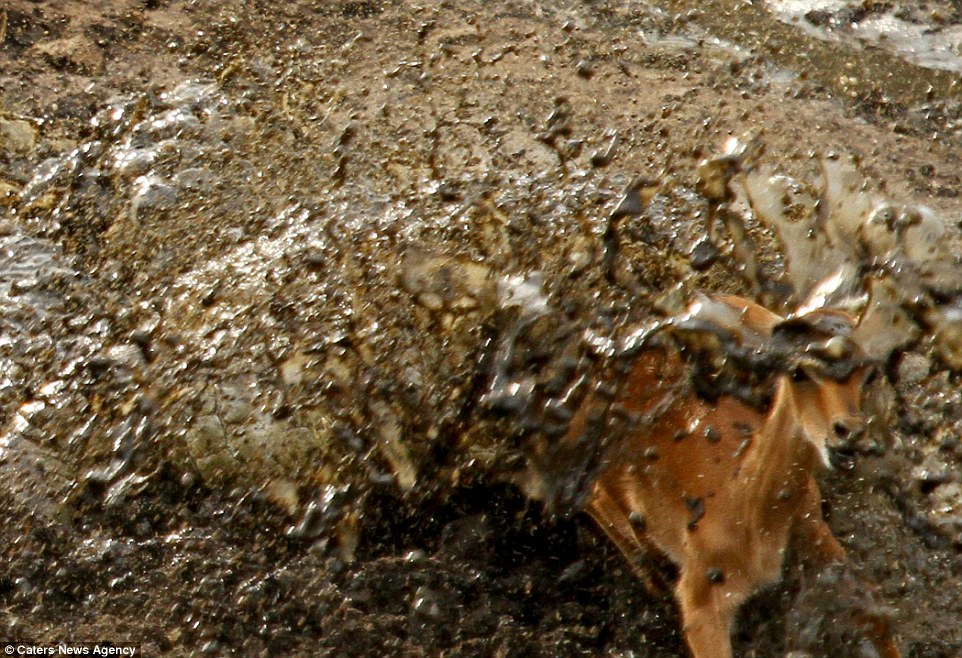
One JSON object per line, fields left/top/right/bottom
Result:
{"left": 575, "top": 59, "right": 594, "bottom": 79}
{"left": 629, "top": 511, "right": 646, "bottom": 531}
{"left": 610, "top": 177, "right": 660, "bottom": 221}
{"left": 372, "top": 401, "right": 418, "bottom": 491}
{"left": 705, "top": 425, "right": 721, "bottom": 444}
{"left": 689, "top": 238, "right": 720, "bottom": 270}
{"left": 685, "top": 496, "right": 705, "bottom": 530}
{"left": 400, "top": 251, "right": 495, "bottom": 314}
{"left": 0, "top": 116, "right": 38, "bottom": 153}
{"left": 412, "top": 585, "right": 442, "bottom": 619}
{"left": 303, "top": 252, "right": 326, "bottom": 270}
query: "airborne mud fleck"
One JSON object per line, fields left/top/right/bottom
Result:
{"left": 1, "top": 0, "right": 962, "bottom": 656}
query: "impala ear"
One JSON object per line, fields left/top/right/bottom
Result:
{"left": 772, "top": 308, "right": 870, "bottom": 381}
{"left": 795, "top": 265, "right": 867, "bottom": 318}
{"left": 775, "top": 310, "right": 855, "bottom": 342}
{"left": 766, "top": 375, "right": 804, "bottom": 446}
{"left": 670, "top": 294, "right": 744, "bottom": 341}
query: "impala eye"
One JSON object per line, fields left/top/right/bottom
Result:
{"left": 792, "top": 367, "right": 809, "bottom": 382}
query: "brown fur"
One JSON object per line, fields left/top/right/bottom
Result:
{"left": 582, "top": 295, "right": 899, "bottom": 658}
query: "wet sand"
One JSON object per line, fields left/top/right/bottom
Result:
{"left": 1, "top": 1, "right": 961, "bottom": 655}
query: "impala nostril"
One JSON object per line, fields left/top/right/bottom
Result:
{"left": 833, "top": 419, "right": 865, "bottom": 440}
{"left": 833, "top": 422, "right": 851, "bottom": 439}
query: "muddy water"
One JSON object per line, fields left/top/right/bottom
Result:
{"left": 768, "top": 0, "right": 962, "bottom": 73}
{"left": 650, "top": 0, "right": 962, "bottom": 112}
{"left": 1, "top": 0, "right": 962, "bottom": 655}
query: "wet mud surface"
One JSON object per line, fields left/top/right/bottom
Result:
{"left": 2, "top": 0, "right": 962, "bottom": 656}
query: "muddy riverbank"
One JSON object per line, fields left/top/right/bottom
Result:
{"left": 2, "top": 1, "right": 962, "bottom": 655}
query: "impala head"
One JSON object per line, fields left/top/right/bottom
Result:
{"left": 773, "top": 307, "right": 872, "bottom": 470}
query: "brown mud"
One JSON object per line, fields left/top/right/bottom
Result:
{"left": 1, "top": 1, "right": 961, "bottom": 656}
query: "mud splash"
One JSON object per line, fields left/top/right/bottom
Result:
{"left": 1, "top": 0, "right": 962, "bottom": 655}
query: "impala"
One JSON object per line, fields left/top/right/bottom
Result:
{"left": 580, "top": 294, "right": 900, "bottom": 658}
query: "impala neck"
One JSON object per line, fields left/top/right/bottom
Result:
{"left": 740, "top": 376, "right": 818, "bottom": 512}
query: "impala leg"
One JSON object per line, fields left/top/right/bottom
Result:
{"left": 587, "top": 483, "right": 663, "bottom": 593}
{"left": 853, "top": 616, "right": 902, "bottom": 658}
{"left": 792, "top": 478, "right": 847, "bottom": 568}
{"left": 792, "top": 478, "right": 901, "bottom": 658}
{"left": 676, "top": 567, "right": 737, "bottom": 658}
{"left": 793, "top": 513, "right": 847, "bottom": 568}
